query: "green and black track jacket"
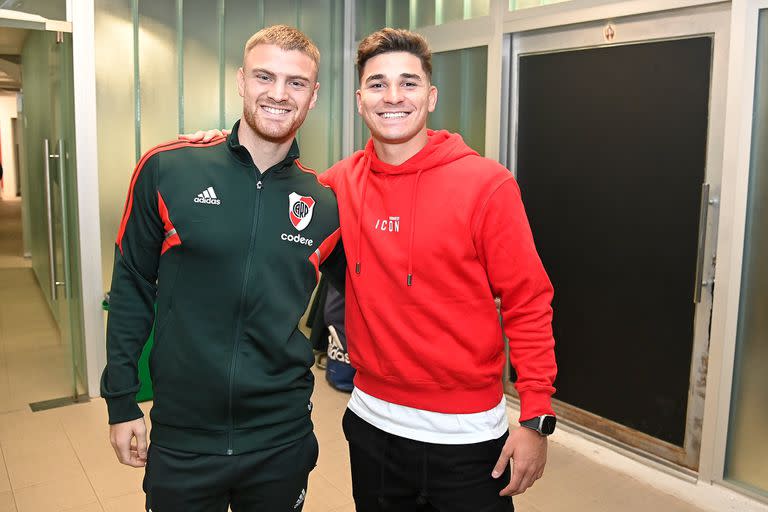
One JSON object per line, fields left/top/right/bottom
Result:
{"left": 101, "top": 121, "right": 342, "bottom": 455}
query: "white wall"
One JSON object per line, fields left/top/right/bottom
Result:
{"left": 0, "top": 92, "right": 19, "bottom": 201}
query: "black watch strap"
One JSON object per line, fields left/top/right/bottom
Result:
{"left": 520, "top": 415, "right": 557, "bottom": 436}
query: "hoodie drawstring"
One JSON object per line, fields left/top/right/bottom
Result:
{"left": 355, "top": 155, "right": 371, "bottom": 276}
{"left": 407, "top": 170, "right": 423, "bottom": 287}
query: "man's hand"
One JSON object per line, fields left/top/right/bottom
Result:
{"left": 109, "top": 417, "right": 148, "bottom": 468}
{"left": 178, "top": 129, "right": 229, "bottom": 143}
{"left": 492, "top": 426, "right": 548, "bottom": 496}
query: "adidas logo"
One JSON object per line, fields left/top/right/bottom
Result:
{"left": 294, "top": 488, "right": 306, "bottom": 509}
{"left": 194, "top": 186, "right": 221, "bottom": 205}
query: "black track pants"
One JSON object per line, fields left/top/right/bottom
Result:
{"left": 342, "top": 408, "right": 514, "bottom": 512}
{"left": 143, "top": 432, "right": 318, "bottom": 512}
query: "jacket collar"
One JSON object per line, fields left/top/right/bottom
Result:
{"left": 227, "top": 119, "right": 300, "bottom": 173}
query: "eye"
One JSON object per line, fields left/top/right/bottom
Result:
{"left": 369, "top": 82, "right": 385, "bottom": 89}
{"left": 256, "top": 73, "right": 272, "bottom": 82}
{"left": 289, "top": 80, "right": 308, "bottom": 89}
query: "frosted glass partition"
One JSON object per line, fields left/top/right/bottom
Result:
{"left": 183, "top": 0, "right": 220, "bottom": 133}
{"left": 94, "top": 0, "right": 345, "bottom": 290}
{"left": 297, "top": 0, "right": 344, "bottom": 171}
{"left": 725, "top": 8, "right": 768, "bottom": 498}
{"left": 355, "top": 0, "right": 488, "bottom": 38}
{"left": 430, "top": 46, "right": 487, "bottom": 154}
{"left": 95, "top": 0, "right": 135, "bottom": 295}
{"left": 21, "top": 30, "right": 54, "bottom": 309}
{"left": 413, "top": 0, "right": 436, "bottom": 28}
{"left": 223, "top": 0, "right": 265, "bottom": 128}
{"left": 139, "top": 2, "right": 179, "bottom": 154}
{"left": 21, "top": 29, "right": 86, "bottom": 394}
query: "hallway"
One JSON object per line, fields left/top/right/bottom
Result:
{"left": 0, "top": 200, "right": 747, "bottom": 512}
{"left": 0, "top": 198, "right": 72, "bottom": 414}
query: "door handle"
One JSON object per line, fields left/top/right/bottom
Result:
{"left": 43, "top": 139, "right": 65, "bottom": 301}
{"left": 56, "top": 139, "right": 69, "bottom": 298}
{"left": 693, "top": 183, "right": 710, "bottom": 303}
{"left": 44, "top": 138, "right": 57, "bottom": 300}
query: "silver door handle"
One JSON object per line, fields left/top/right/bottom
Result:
{"left": 693, "top": 183, "right": 709, "bottom": 303}
{"left": 56, "top": 139, "right": 69, "bottom": 298}
{"left": 44, "top": 138, "right": 57, "bottom": 300}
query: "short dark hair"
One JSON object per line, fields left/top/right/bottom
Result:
{"left": 357, "top": 28, "right": 432, "bottom": 81}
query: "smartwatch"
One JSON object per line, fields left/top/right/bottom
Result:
{"left": 520, "top": 415, "right": 557, "bottom": 436}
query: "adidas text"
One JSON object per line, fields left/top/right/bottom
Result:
{"left": 194, "top": 186, "right": 220, "bottom": 205}
{"left": 194, "top": 197, "right": 221, "bottom": 205}
{"left": 281, "top": 233, "right": 314, "bottom": 246}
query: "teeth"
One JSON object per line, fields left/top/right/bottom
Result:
{"left": 263, "top": 106, "right": 290, "bottom": 115}
{"left": 380, "top": 112, "right": 408, "bottom": 119}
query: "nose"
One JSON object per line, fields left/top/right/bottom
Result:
{"left": 384, "top": 84, "right": 404, "bottom": 104}
{"left": 268, "top": 80, "right": 288, "bottom": 103}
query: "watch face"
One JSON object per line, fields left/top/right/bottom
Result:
{"left": 541, "top": 416, "right": 557, "bottom": 435}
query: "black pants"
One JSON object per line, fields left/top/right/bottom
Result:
{"left": 342, "top": 408, "right": 514, "bottom": 512}
{"left": 143, "top": 432, "right": 318, "bottom": 512}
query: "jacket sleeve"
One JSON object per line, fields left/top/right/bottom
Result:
{"left": 472, "top": 176, "right": 557, "bottom": 422}
{"left": 100, "top": 154, "right": 163, "bottom": 424}
{"left": 320, "top": 239, "right": 346, "bottom": 293}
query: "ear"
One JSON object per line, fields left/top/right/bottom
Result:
{"left": 237, "top": 67, "right": 245, "bottom": 98}
{"left": 428, "top": 84, "right": 438, "bottom": 113}
{"left": 308, "top": 81, "right": 320, "bottom": 110}
{"left": 356, "top": 89, "right": 363, "bottom": 115}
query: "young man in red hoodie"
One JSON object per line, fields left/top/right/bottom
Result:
{"left": 318, "top": 28, "right": 558, "bottom": 512}
{"left": 188, "top": 27, "right": 556, "bottom": 512}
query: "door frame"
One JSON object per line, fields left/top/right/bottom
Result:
{"left": 504, "top": 2, "right": 730, "bottom": 470}
{"left": 700, "top": 0, "right": 768, "bottom": 497}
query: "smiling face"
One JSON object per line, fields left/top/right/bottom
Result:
{"left": 238, "top": 43, "right": 319, "bottom": 144}
{"left": 356, "top": 51, "right": 437, "bottom": 152}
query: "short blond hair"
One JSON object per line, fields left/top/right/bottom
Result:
{"left": 244, "top": 25, "right": 320, "bottom": 71}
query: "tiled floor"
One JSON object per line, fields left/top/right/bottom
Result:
{"left": 0, "top": 198, "right": 712, "bottom": 511}
{"left": 0, "top": 372, "right": 712, "bottom": 512}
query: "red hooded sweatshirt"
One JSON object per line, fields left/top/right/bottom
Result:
{"left": 321, "top": 130, "right": 557, "bottom": 421}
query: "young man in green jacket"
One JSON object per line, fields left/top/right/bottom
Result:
{"left": 101, "top": 25, "right": 342, "bottom": 512}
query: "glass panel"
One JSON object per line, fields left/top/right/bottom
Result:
{"left": 20, "top": 29, "right": 83, "bottom": 397}
{"left": 263, "top": 0, "right": 299, "bottom": 27}
{"left": 510, "top": 0, "right": 570, "bottom": 11}
{"left": 57, "top": 32, "right": 87, "bottom": 395}
{"left": 430, "top": 46, "right": 486, "bottom": 154}
{"left": 725, "top": 8, "right": 768, "bottom": 497}
{"left": 413, "top": 0, "right": 436, "bottom": 28}
{"left": 94, "top": 0, "right": 135, "bottom": 294}
{"left": 223, "top": 0, "right": 264, "bottom": 129}
{"left": 355, "top": 0, "right": 386, "bottom": 41}
{"left": 139, "top": 1, "right": 179, "bottom": 153}
{"left": 21, "top": 30, "right": 51, "bottom": 307}
{"left": 0, "top": 0, "right": 66, "bottom": 20}
{"left": 297, "top": 0, "right": 344, "bottom": 171}
{"left": 182, "top": 0, "right": 220, "bottom": 133}
{"left": 356, "top": 0, "right": 488, "bottom": 36}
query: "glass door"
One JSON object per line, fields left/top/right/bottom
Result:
{"left": 20, "top": 25, "right": 86, "bottom": 401}
{"left": 506, "top": 4, "right": 729, "bottom": 469}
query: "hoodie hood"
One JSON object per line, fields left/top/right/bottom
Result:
{"left": 365, "top": 129, "right": 478, "bottom": 175}
{"left": 353, "top": 129, "right": 478, "bottom": 286}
